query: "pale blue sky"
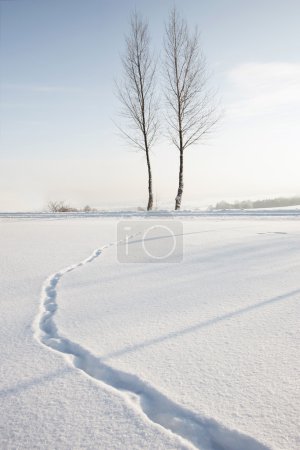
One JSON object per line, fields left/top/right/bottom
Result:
{"left": 1, "top": 0, "right": 300, "bottom": 210}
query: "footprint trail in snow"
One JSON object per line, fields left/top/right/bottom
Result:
{"left": 34, "top": 238, "right": 270, "bottom": 450}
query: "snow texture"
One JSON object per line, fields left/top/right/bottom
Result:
{"left": 1, "top": 215, "right": 299, "bottom": 449}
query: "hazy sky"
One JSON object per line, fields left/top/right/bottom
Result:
{"left": 1, "top": 0, "right": 300, "bottom": 210}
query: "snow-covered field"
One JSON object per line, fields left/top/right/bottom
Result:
{"left": 1, "top": 213, "right": 299, "bottom": 450}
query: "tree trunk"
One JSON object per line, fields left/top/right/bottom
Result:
{"left": 146, "top": 150, "right": 153, "bottom": 211}
{"left": 175, "top": 150, "right": 184, "bottom": 210}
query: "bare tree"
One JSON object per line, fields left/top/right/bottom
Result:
{"left": 164, "top": 8, "right": 219, "bottom": 210}
{"left": 117, "top": 12, "right": 158, "bottom": 211}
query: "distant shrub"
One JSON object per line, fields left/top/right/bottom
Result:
{"left": 48, "top": 201, "right": 78, "bottom": 213}
{"left": 48, "top": 201, "right": 98, "bottom": 213}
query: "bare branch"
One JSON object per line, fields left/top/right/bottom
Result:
{"left": 116, "top": 12, "right": 158, "bottom": 210}
{"left": 164, "top": 7, "right": 220, "bottom": 209}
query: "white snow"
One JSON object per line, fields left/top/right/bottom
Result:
{"left": 0, "top": 214, "right": 299, "bottom": 449}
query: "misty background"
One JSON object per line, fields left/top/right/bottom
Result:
{"left": 1, "top": 0, "right": 300, "bottom": 211}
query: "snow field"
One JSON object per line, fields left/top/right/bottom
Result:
{"left": 1, "top": 217, "right": 299, "bottom": 449}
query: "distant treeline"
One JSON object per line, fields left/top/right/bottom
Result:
{"left": 211, "top": 197, "right": 300, "bottom": 210}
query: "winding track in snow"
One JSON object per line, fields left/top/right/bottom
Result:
{"left": 33, "top": 238, "right": 270, "bottom": 450}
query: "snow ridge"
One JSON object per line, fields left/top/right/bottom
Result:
{"left": 34, "top": 240, "right": 270, "bottom": 450}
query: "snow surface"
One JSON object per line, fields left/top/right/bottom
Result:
{"left": 1, "top": 207, "right": 300, "bottom": 219}
{"left": 0, "top": 215, "right": 299, "bottom": 449}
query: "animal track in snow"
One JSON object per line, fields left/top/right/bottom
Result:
{"left": 34, "top": 238, "right": 270, "bottom": 450}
